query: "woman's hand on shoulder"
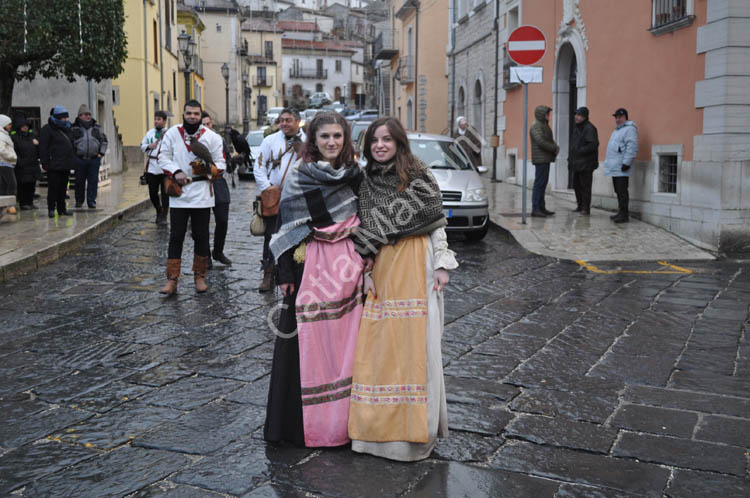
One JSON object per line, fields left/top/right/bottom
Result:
{"left": 433, "top": 268, "right": 450, "bottom": 292}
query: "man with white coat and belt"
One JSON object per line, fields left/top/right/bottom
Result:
{"left": 254, "top": 108, "right": 305, "bottom": 292}
{"left": 604, "top": 108, "right": 639, "bottom": 223}
{"left": 158, "top": 100, "right": 225, "bottom": 295}
{"left": 140, "top": 110, "right": 169, "bottom": 224}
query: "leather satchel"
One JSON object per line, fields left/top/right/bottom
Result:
{"left": 260, "top": 158, "right": 293, "bottom": 217}
{"left": 164, "top": 176, "right": 183, "bottom": 197}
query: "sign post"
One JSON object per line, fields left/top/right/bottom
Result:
{"left": 507, "top": 25, "right": 546, "bottom": 224}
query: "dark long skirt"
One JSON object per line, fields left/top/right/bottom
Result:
{"left": 263, "top": 261, "right": 305, "bottom": 446}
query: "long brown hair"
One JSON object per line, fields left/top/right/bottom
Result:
{"left": 363, "top": 117, "right": 419, "bottom": 191}
{"left": 302, "top": 112, "right": 355, "bottom": 168}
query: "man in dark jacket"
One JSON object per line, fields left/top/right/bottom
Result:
{"left": 568, "top": 107, "right": 599, "bottom": 215}
{"left": 529, "top": 105, "right": 559, "bottom": 217}
{"left": 39, "top": 106, "right": 76, "bottom": 218}
{"left": 11, "top": 116, "right": 40, "bottom": 210}
{"left": 71, "top": 104, "right": 108, "bottom": 209}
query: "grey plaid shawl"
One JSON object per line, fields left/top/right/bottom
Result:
{"left": 269, "top": 160, "right": 362, "bottom": 261}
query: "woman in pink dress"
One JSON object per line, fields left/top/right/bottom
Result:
{"left": 265, "top": 112, "right": 365, "bottom": 447}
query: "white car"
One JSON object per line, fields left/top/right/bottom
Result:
{"left": 265, "top": 107, "right": 284, "bottom": 125}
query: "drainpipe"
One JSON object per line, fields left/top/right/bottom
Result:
{"left": 158, "top": 0, "right": 165, "bottom": 110}
{"left": 492, "top": 0, "right": 500, "bottom": 181}
{"left": 87, "top": 80, "right": 95, "bottom": 117}
{"left": 143, "top": 0, "right": 149, "bottom": 131}
{"left": 414, "top": 1, "right": 419, "bottom": 131}
{"left": 449, "top": 0, "right": 456, "bottom": 134}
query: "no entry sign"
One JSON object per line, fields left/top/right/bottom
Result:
{"left": 507, "top": 25, "right": 546, "bottom": 66}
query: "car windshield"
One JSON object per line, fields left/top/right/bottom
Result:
{"left": 247, "top": 133, "right": 264, "bottom": 146}
{"left": 410, "top": 139, "right": 473, "bottom": 170}
{"left": 351, "top": 122, "right": 371, "bottom": 142}
{"left": 268, "top": 107, "right": 283, "bottom": 114}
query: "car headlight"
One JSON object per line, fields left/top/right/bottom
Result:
{"left": 465, "top": 188, "right": 487, "bottom": 202}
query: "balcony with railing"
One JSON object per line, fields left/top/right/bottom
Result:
{"left": 253, "top": 75, "right": 274, "bottom": 88}
{"left": 397, "top": 55, "right": 414, "bottom": 85}
{"left": 373, "top": 30, "right": 399, "bottom": 60}
{"left": 289, "top": 67, "right": 328, "bottom": 80}
{"left": 650, "top": 0, "right": 694, "bottom": 35}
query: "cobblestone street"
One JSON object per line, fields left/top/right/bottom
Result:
{"left": 1, "top": 181, "right": 748, "bottom": 497}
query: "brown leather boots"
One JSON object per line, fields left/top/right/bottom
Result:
{"left": 160, "top": 255, "right": 210, "bottom": 295}
{"left": 193, "top": 255, "right": 209, "bottom": 293}
{"left": 159, "top": 258, "right": 181, "bottom": 295}
{"left": 259, "top": 265, "right": 274, "bottom": 293}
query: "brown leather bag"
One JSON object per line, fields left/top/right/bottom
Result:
{"left": 164, "top": 176, "right": 183, "bottom": 197}
{"left": 260, "top": 158, "right": 293, "bottom": 216}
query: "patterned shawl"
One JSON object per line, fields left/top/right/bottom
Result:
{"left": 356, "top": 161, "right": 446, "bottom": 256}
{"left": 269, "top": 160, "right": 362, "bottom": 261}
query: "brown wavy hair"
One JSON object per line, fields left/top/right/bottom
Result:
{"left": 362, "top": 117, "right": 419, "bottom": 191}
{"left": 302, "top": 112, "right": 356, "bottom": 168}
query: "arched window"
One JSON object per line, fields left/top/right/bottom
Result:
{"left": 457, "top": 86, "right": 465, "bottom": 120}
{"left": 473, "top": 80, "right": 483, "bottom": 137}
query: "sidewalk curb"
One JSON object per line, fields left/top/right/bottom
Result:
{"left": 1, "top": 198, "right": 152, "bottom": 282}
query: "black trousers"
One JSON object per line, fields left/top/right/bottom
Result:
{"left": 47, "top": 170, "right": 70, "bottom": 212}
{"left": 0, "top": 167, "right": 16, "bottom": 196}
{"left": 612, "top": 177, "right": 629, "bottom": 214}
{"left": 573, "top": 170, "right": 593, "bottom": 211}
{"left": 17, "top": 182, "right": 36, "bottom": 207}
{"left": 262, "top": 214, "right": 278, "bottom": 270}
{"left": 146, "top": 173, "right": 168, "bottom": 212}
{"left": 168, "top": 207, "right": 210, "bottom": 259}
{"left": 212, "top": 202, "right": 229, "bottom": 254}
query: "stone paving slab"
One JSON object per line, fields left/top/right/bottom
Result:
{"left": 0, "top": 181, "right": 748, "bottom": 497}
{"left": 483, "top": 177, "right": 716, "bottom": 261}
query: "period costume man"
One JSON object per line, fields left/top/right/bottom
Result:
{"left": 158, "top": 100, "right": 225, "bottom": 295}
{"left": 140, "top": 110, "right": 169, "bottom": 224}
{"left": 254, "top": 108, "right": 306, "bottom": 292}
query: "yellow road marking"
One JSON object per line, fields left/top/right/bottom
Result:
{"left": 576, "top": 260, "right": 694, "bottom": 275}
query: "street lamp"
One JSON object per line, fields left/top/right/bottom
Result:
{"left": 242, "top": 69, "right": 250, "bottom": 135}
{"left": 221, "top": 62, "right": 230, "bottom": 140}
{"left": 178, "top": 30, "right": 196, "bottom": 103}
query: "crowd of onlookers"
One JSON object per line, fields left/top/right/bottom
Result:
{"left": 0, "top": 104, "right": 108, "bottom": 218}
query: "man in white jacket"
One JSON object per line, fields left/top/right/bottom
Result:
{"left": 254, "top": 108, "right": 306, "bottom": 292}
{"left": 0, "top": 114, "right": 18, "bottom": 214}
{"left": 140, "top": 110, "right": 169, "bottom": 225}
{"left": 158, "top": 100, "right": 226, "bottom": 295}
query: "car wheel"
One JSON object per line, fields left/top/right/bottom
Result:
{"left": 464, "top": 223, "right": 489, "bottom": 242}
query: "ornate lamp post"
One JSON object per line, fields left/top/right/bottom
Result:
{"left": 221, "top": 62, "right": 230, "bottom": 140}
{"left": 178, "top": 31, "right": 196, "bottom": 103}
{"left": 242, "top": 69, "right": 250, "bottom": 135}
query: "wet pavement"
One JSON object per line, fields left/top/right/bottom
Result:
{"left": 1, "top": 180, "right": 749, "bottom": 497}
{"left": 482, "top": 178, "right": 716, "bottom": 261}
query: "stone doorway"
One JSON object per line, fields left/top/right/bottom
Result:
{"left": 553, "top": 39, "right": 586, "bottom": 192}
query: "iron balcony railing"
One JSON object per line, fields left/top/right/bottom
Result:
{"left": 398, "top": 55, "right": 414, "bottom": 85}
{"left": 373, "top": 30, "right": 399, "bottom": 60}
{"left": 289, "top": 67, "right": 328, "bottom": 79}
{"left": 252, "top": 75, "right": 274, "bottom": 88}
{"left": 651, "top": 0, "right": 687, "bottom": 29}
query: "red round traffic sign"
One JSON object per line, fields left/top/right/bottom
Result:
{"left": 507, "top": 25, "right": 546, "bottom": 66}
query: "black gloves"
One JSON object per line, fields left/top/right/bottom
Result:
{"left": 621, "top": 164, "right": 631, "bottom": 172}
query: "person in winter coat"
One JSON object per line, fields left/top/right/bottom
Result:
{"left": 568, "top": 107, "right": 599, "bottom": 215}
{"left": 0, "top": 114, "right": 18, "bottom": 214}
{"left": 40, "top": 106, "right": 76, "bottom": 218}
{"left": 453, "top": 116, "right": 482, "bottom": 167}
{"left": 529, "top": 105, "right": 559, "bottom": 217}
{"left": 603, "top": 108, "right": 639, "bottom": 223}
{"left": 10, "top": 116, "right": 40, "bottom": 210}
{"left": 70, "top": 104, "right": 108, "bottom": 209}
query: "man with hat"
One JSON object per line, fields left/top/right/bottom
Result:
{"left": 529, "top": 105, "right": 559, "bottom": 217}
{"left": 568, "top": 107, "right": 599, "bottom": 215}
{"left": 70, "top": 104, "right": 108, "bottom": 209}
{"left": 39, "top": 106, "right": 76, "bottom": 218}
{"left": 604, "top": 108, "right": 638, "bottom": 223}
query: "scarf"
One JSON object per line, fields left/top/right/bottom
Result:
{"left": 49, "top": 116, "right": 71, "bottom": 130}
{"left": 356, "top": 161, "right": 446, "bottom": 256}
{"left": 269, "top": 160, "right": 362, "bottom": 261}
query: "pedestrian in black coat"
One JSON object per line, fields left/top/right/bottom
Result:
{"left": 39, "top": 106, "right": 76, "bottom": 217}
{"left": 568, "top": 106, "right": 599, "bottom": 215}
{"left": 11, "top": 116, "right": 40, "bottom": 210}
